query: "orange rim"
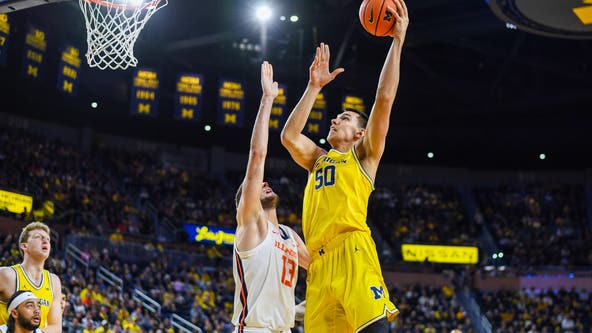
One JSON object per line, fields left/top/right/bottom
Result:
{"left": 82, "top": 0, "right": 161, "bottom": 10}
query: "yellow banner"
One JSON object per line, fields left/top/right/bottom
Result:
{"left": 401, "top": 244, "right": 478, "bottom": 264}
{"left": 0, "top": 189, "right": 33, "bottom": 214}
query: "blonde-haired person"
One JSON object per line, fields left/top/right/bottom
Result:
{"left": 0, "top": 222, "right": 62, "bottom": 333}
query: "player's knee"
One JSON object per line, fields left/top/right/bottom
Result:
{"left": 359, "top": 317, "right": 389, "bottom": 333}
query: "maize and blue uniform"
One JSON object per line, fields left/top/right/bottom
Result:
{"left": 0, "top": 264, "right": 53, "bottom": 329}
{"left": 302, "top": 148, "right": 398, "bottom": 332}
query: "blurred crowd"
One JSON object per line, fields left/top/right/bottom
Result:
{"left": 475, "top": 185, "right": 592, "bottom": 268}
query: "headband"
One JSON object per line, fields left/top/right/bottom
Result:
{"left": 7, "top": 292, "right": 39, "bottom": 314}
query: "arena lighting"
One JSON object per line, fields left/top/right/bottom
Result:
{"left": 91, "top": 102, "right": 98, "bottom": 109}
{"left": 319, "top": 138, "right": 326, "bottom": 144}
{"left": 256, "top": 5, "right": 272, "bottom": 22}
{"left": 427, "top": 152, "right": 434, "bottom": 159}
{"left": 492, "top": 253, "right": 498, "bottom": 259}
{"left": 539, "top": 153, "right": 546, "bottom": 160}
{"left": 498, "top": 252, "right": 504, "bottom": 258}
{"left": 290, "top": 15, "right": 299, "bottom": 22}
{"left": 280, "top": 15, "right": 286, "bottom": 21}
{"left": 204, "top": 125, "right": 212, "bottom": 132}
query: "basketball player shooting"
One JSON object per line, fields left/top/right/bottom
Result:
{"left": 231, "top": 61, "right": 310, "bottom": 333}
{"left": 280, "top": 1, "right": 408, "bottom": 332}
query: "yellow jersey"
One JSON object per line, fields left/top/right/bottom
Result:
{"left": 0, "top": 264, "right": 53, "bottom": 328}
{"left": 303, "top": 148, "right": 374, "bottom": 253}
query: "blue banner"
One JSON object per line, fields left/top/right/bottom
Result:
{"left": 130, "top": 68, "right": 159, "bottom": 117}
{"left": 56, "top": 45, "right": 81, "bottom": 96}
{"left": 174, "top": 73, "right": 203, "bottom": 121}
{"left": 217, "top": 78, "right": 245, "bottom": 127}
{"left": 183, "top": 224, "right": 235, "bottom": 246}
{"left": 342, "top": 94, "right": 366, "bottom": 113}
{"left": 270, "top": 84, "right": 287, "bottom": 131}
{"left": 305, "top": 92, "right": 327, "bottom": 136}
{"left": 0, "top": 14, "right": 9, "bottom": 66}
{"left": 22, "top": 23, "right": 47, "bottom": 80}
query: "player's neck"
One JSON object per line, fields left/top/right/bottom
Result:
{"left": 330, "top": 140, "right": 355, "bottom": 153}
{"left": 20, "top": 258, "right": 44, "bottom": 279}
{"left": 264, "top": 208, "right": 279, "bottom": 226}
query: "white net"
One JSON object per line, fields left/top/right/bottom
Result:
{"left": 79, "top": 0, "right": 168, "bottom": 70}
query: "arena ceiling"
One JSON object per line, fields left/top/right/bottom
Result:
{"left": 0, "top": 0, "right": 591, "bottom": 169}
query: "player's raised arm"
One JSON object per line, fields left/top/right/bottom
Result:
{"left": 289, "top": 228, "right": 310, "bottom": 270}
{"left": 281, "top": 43, "right": 344, "bottom": 172}
{"left": 44, "top": 273, "right": 63, "bottom": 333}
{"left": 235, "top": 61, "right": 278, "bottom": 249}
{"left": 358, "top": 0, "right": 409, "bottom": 179}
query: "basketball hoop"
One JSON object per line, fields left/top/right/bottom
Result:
{"left": 78, "top": 0, "right": 167, "bottom": 70}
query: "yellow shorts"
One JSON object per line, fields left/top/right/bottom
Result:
{"left": 304, "top": 231, "right": 399, "bottom": 332}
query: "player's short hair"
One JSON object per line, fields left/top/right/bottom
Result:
{"left": 18, "top": 221, "right": 50, "bottom": 257}
{"left": 343, "top": 108, "right": 369, "bottom": 128}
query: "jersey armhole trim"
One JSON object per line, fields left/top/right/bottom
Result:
{"left": 235, "top": 221, "right": 273, "bottom": 258}
{"left": 308, "top": 152, "right": 327, "bottom": 175}
{"left": 352, "top": 148, "right": 375, "bottom": 190}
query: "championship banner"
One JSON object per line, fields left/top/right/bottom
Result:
{"left": 401, "top": 244, "right": 479, "bottom": 264}
{"left": 182, "top": 224, "right": 235, "bottom": 246}
{"left": 269, "top": 84, "right": 287, "bottom": 131}
{"left": 130, "top": 68, "right": 159, "bottom": 117}
{"left": 174, "top": 73, "right": 203, "bottom": 121}
{"left": 305, "top": 92, "right": 327, "bottom": 136}
{"left": 0, "top": 189, "right": 33, "bottom": 214}
{"left": 342, "top": 94, "right": 366, "bottom": 113}
{"left": 0, "top": 14, "right": 9, "bottom": 66}
{"left": 217, "top": 78, "right": 245, "bottom": 127}
{"left": 56, "top": 45, "right": 81, "bottom": 96}
{"left": 22, "top": 23, "right": 47, "bottom": 80}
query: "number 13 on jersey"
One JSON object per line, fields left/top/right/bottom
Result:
{"left": 314, "top": 165, "right": 336, "bottom": 190}
{"left": 281, "top": 255, "right": 296, "bottom": 287}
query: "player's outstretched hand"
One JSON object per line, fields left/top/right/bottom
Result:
{"left": 308, "top": 43, "right": 344, "bottom": 89}
{"left": 261, "top": 61, "right": 279, "bottom": 98}
{"left": 386, "top": 0, "right": 409, "bottom": 41}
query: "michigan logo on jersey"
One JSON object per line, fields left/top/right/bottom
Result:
{"left": 370, "top": 285, "right": 385, "bottom": 300}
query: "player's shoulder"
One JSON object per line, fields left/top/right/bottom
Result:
{"left": 49, "top": 271, "right": 62, "bottom": 287}
{"left": 0, "top": 266, "right": 16, "bottom": 280}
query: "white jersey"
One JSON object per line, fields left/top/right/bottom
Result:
{"left": 232, "top": 221, "right": 299, "bottom": 332}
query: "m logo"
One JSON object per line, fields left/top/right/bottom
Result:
{"left": 370, "top": 285, "right": 384, "bottom": 300}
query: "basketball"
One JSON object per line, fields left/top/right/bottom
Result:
{"left": 359, "top": 0, "right": 397, "bottom": 36}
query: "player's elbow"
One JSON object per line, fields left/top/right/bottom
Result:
{"left": 373, "top": 94, "right": 395, "bottom": 112}
{"left": 280, "top": 129, "right": 296, "bottom": 148}
{"left": 375, "top": 88, "right": 396, "bottom": 104}
{"left": 249, "top": 147, "right": 267, "bottom": 161}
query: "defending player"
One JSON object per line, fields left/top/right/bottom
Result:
{"left": 232, "top": 61, "right": 310, "bottom": 333}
